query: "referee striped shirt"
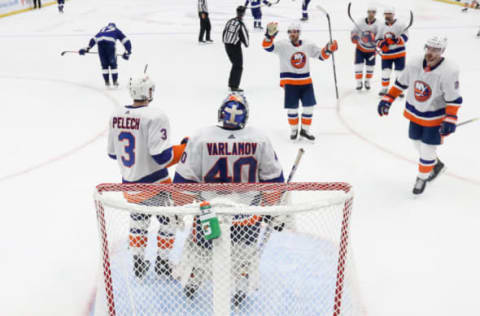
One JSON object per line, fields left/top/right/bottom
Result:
{"left": 222, "top": 18, "right": 249, "bottom": 47}
{"left": 198, "top": 0, "right": 208, "bottom": 13}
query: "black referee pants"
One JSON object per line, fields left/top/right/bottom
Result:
{"left": 225, "top": 44, "right": 243, "bottom": 89}
{"left": 199, "top": 13, "right": 211, "bottom": 41}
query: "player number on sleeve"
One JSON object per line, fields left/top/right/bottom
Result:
{"left": 118, "top": 131, "right": 135, "bottom": 167}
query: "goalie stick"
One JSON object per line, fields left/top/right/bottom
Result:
{"left": 244, "top": 0, "right": 280, "bottom": 9}
{"left": 316, "top": 5, "right": 339, "bottom": 99}
{"left": 256, "top": 148, "right": 305, "bottom": 258}
{"left": 248, "top": 148, "right": 304, "bottom": 293}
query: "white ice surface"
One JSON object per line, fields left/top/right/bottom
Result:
{"left": 0, "top": 0, "right": 479, "bottom": 315}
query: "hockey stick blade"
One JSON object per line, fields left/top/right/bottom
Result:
{"left": 458, "top": 117, "right": 479, "bottom": 127}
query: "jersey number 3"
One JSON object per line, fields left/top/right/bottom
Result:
{"left": 204, "top": 157, "right": 257, "bottom": 183}
{"left": 119, "top": 132, "right": 135, "bottom": 167}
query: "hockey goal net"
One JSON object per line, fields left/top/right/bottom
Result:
{"left": 93, "top": 182, "right": 364, "bottom": 316}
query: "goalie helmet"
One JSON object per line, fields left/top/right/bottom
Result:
{"left": 425, "top": 36, "right": 448, "bottom": 53}
{"left": 128, "top": 75, "right": 155, "bottom": 102}
{"left": 287, "top": 22, "right": 302, "bottom": 33}
{"left": 218, "top": 92, "right": 249, "bottom": 129}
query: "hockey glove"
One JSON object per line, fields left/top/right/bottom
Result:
{"left": 378, "top": 95, "right": 394, "bottom": 116}
{"left": 122, "top": 52, "right": 130, "bottom": 60}
{"left": 180, "top": 137, "right": 189, "bottom": 145}
{"left": 325, "top": 40, "right": 338, "bottom": 53}
{"left": 384, "top": 33, "right": 397, "bottom": 45}
{"left": 351, "top": 32, "right": 360, "bottom": 44}
{"left": 79, "top": 47, "right": 89, "bottom": 55}
{"left": 439, "top": 116, "right": 457, "bottom": 136}
{"left": 378, "top": 40, "right": 389, "bottom": 52}
{"left": 265, "top": 22, "right": 278, "bottom": 39}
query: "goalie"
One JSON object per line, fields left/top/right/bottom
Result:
{"left": 173, "top": 92, "right": 285, "bottom": 306}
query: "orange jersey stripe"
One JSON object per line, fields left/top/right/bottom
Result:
{"left": 404, "top": 111, "right": 444, "bottom": 127}
{"left": 381, "top": 51, "right": 406, "bottom": 60}
{"left": 280, "top": 78, "right": 313, "bottom": 86}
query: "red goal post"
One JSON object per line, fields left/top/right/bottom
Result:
{"left": 93, "top": 182, "right": 364, "bottom": 316}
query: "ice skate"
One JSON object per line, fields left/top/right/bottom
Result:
{"left": 154, "top": 256, "right": 172, "bottom": 277}
{"left": 412, "top": 177, "right": 427, "bottom": 195}
{"left": 364, "top": 80, "right": 371, "bottom": 90}
{"left": 290, "top": 129, "right": 298, "bottom": 141}
{"left": 233, "top": 291, "right": 246, "bottom": 307}
{"left": 356, "top": 81, "right": 363, "bottom": 91}
{"left": 300, "top": 129, "right": 315, "bottom": 141}
{"left": 427, "top": 159, "right": 445, "bottom": 182}
{"left": 133, "top": 255, "right": 151, "bottom": 278}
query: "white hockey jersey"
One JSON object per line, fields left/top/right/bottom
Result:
{"left": 351, "top": 18, "right": 379, "bottom": 53}
{"left": 375, "top": 20, "right": 408, "bottom": 59}
{"left": 392, "top": 56, "right": 462, "bottom": 127}
{"left": 174, "top": 125, "right": 284, "bottom": 184}
{"left": 107, "top": 104, "right": 173, "bottom": 183}
{"left": 263, "top": 37, "right": 330, "bottom": 86}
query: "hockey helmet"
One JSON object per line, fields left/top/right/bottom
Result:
{"left": 128, "top": 75, "right": 155, "bottom": 102}
{"left": 108, "top": 22, "right": 116, "bottom": 28}
{"left": 218, "top": 92, "right": 249, "bottom": 129}
{"left": 425, "top": 36, "right": 447, "bottom": 53}
{"left": 383, "top": 6, "right": 395, "bottom": 14}
{"left": 287, "top": 22, "right": 302, "bottom": 33}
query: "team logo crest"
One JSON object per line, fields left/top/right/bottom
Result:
{"left": 413, "top": 80, "right": 432, "bottom": 102}
{"left": 290, "top": 52, "right": 307, "bottom": 69}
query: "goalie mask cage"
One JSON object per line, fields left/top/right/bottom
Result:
{"left": 93, "top": 182, "right": 364, "bottom": 316}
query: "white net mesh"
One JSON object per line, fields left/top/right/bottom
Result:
{"left": 93, "top": 183, "right": 364, "bottom": 316}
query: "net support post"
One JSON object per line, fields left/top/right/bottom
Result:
{"left": 212, "top": 215, "right": 232, "bottom": 316}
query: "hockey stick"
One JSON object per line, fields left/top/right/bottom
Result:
{"left": 248, "top": 148, "right": 304, "bottom": 293}
{"left": 458, "top": 117, "right": 479, "bottom": 127}
{"left": 316, "top": 5, "right": 339, "bottom": 99}
{"left": 257, "top": 147, "right": 305, "bottom": 257}
{"left": 60, "top": 50, "right": 123, "bottom": 57}
{"left": 244, "top": 0, "right": 280, "bottom": 9}
{"left": 144, "top": 64, "right": 148, "bottom": 74}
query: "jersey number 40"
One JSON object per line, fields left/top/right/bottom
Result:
{"left": 204, "top": 157, "right": 257, "bottom": 183}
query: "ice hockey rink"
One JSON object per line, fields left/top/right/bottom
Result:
{"left": 1, "top": 0, "right": 479, "bottom": 315}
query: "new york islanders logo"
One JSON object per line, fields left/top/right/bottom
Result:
{"left": 413, "top": 80, "right": 432, "bottom": 102}
{"left": 290, "top": 52, "right": 307, "bottom": 69}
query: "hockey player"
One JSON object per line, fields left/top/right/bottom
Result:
{"left": 198, "top": 0, "right": 212, "bottom": 43}
{"left": 107, "top": 74, "right": 188, "bottom": 278}
{"left": 57, "top": 0, "right": 64, "bottom": 13}
{"left": 376, "top": 7, "right": 408, "bottom": 96}
{"left": 301, "top": 0, "right": 311, "bottom": 21}
{"left": 173, "top": 92, "right": 285, "bottom": 306}
{"left": 79, "top": 23, "right": 132, "bottom": 88}
{"left": 262, "top": 22, "right": 338, "bottom": 141}
{"left": 244, "top": 0, "right": 272, "bottom": 30}
{"left": 350, "top": 6, "right": 379, "bottom": 91}
{"left": 377, "top": 36, "right": 462, "bottom": 195}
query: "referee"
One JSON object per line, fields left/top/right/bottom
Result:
{"left": 222, "top": 6, "right": 249, "bottom": 92}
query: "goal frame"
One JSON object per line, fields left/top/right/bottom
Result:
{"left": 94, "top": 182, "right": 354, "bottom": 316}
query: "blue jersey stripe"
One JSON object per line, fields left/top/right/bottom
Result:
{"left": 123, "top": 168, "right": 169, "bottom": 184}
{"left": 406, "top": 102, "right": 445, "bottom": 118}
